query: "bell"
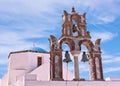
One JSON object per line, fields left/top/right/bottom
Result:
{"left": 81, "top": 52, "right": 89, "bottom": 62}
{"left": 73, "top": 24, "right": 76, "bottom": 32}
{"left": 63, "top": 51, "right": 72, "bottom": 63}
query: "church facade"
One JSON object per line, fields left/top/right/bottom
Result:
{"left": 0, "top": 8, "right": 120, "bottom": 86}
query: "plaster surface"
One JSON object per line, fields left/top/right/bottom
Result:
{"left": 25, "top": 81, "right": 120, "bottom": 86}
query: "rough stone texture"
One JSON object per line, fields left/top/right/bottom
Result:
{"left": 49, "top": 8, "right": 104, "bottom": 81}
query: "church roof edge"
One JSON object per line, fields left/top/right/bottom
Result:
{"left": 8, "top": 50, "right": 49, "bottom": 59}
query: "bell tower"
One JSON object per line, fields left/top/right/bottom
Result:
{"left": 49, "top": 7, "right": 104, "bottom": 81}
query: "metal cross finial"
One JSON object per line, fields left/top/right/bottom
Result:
{"left": 72, "top": 7, "right": 76, "bottom": 12}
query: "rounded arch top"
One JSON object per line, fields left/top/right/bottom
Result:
{"left": 79, "top": 39, "right": 94, "bottom": 52}
{"left": 71, "top": 13, "right": 80, "bottom": 22}
{"left": 59, "top": 37, "right": 75, "bottom": 51}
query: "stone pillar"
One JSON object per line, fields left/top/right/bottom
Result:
{"left": 73, "top": 56, "right": 80, "bottom": 80}
{"left": 50, "top": 50, "right": 63, "bottom": 81}
{"left": 98, "top": 57, "right": 104, "bottom": 80}
{"left": 95, "top": 57, "right": 101, "bottom": 80}
{"left": 95, "top": 55, "right": 104, "bottom": 80}
{"left": 89, "top": 55, "right": 96, "bottom": 80}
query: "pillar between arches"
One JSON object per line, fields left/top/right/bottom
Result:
{"left": 73, "top": 56, "right": 80, "bottom": 80}
{"left": 71, "top": 51, "right": 80, "bottom": 81}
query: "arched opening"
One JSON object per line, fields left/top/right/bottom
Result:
{"left": 62, "top": 44, "right": 71, "bottom": 63}
{"left": 72, "top": 19, "right": 78, "bottom": 37}
{"left": 79, "top": 45, "right": 90, "bottom": 80}
{"left": 62, "top": 44, "right": 71, "bottom": 61}
{"left": 61, "top": 44, "right": 74, "bottom": 80}
{"left": 79, "top": 40, "right": 94, "bottom": 80}
{"left": 73, "top": 31, "right": 78, "bottom": 37}
{"left": 59, "top": 38, "right": 75, "bottom": 51}
{"left": 59, "top": 38, "right": 76, "bottom": 80}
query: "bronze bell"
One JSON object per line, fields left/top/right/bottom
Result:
{"left": 73, "top": 24, "right": 76, "bottom": 32}
{"left": 81, "top": 52, "right": 89, "bottom": 62}
{"left": 63, "top": 51, "right": 72, "bottom": 63}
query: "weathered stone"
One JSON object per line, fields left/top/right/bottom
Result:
{"left": 49, "top": 8, "right": 104, "bottom": 81}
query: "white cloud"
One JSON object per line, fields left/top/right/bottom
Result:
{"left": 91, "top": 32, "right": 117, "bottom": 42}
{"left": 104, "top": 67, "right": 120, "bottom": 73}
{"left": 80, "top": 0, "right": 120, "bottom": 23}
{"left": 102, "top": 54, "right": 113, "bottom": 59}
{"left": 0, "top": 0, "right": 119, "bottom": 24}
{"left": 0, "top": 59, "right": 8, "bottom": 65}
{"left": 98, "top": 16, "right": 115, "bottom": 23}
{"left": 103, "top": 55, "right": 120, "bottom": 64}
{"left": 0, "top": 0, "right": 74, "bottom": 16}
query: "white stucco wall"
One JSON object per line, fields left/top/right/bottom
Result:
{"left": 8, "top": 52, "right": 37, "bottom": 72}
{"left": 1, "top": 73, "right": 8, "bottom": 86}
{"left": 8, "top": 52, "right": 34, "bottom": 85}
{"left": 8, "top": 69, "right": 26, "bottom": 85}
{"left": 30, "top": 63, "right": 50, "bottom": 81}
{"left": 30, "top": 62, "right": 74, "bottom": 81}
{"left": 105, "top": 77, "right": 120, "bottom": 81}
{"left": 0, "top": 79, "right": 1, "bottom": 86}
{"left": 25, "top": 81, "right": 120, "bottom": 86}
{"left": 8, "top": 51, "right": 49, "bottom": 86}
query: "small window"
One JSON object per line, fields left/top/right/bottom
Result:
{"left": 37, "top": 57, "right": 42, "bottom": 67}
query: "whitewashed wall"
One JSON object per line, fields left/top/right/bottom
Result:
{"left": 8, "top": 52, "right": 37, "bottom": 72}
{"left": 30, "top": 63, "right": 74, "bottom": 81}
{"left": 1, "top": 74, "right": 8, "bottom": 86}
{"left": 0, "top": 79, "right": 1, "bottom": 86}
{"left": 8, "top": 51, "right": 49, "bottom": 86}
{"left": 25, "top": 81, "right": 120, "bottom": 86}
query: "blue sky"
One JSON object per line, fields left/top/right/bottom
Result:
{"left": 0, "top": 0, "right": 120, "bottom": 80}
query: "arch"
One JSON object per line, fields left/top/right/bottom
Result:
{"left": 71, "top": 13, "right": 80, "bottom": 22}
{"left": 62, "top": 44, "right": 70, "bottom": 51}
{"left": 79, "top": 44, "right": 89, "bottom": 80}
{"left": 79, "top": 39, "right": 94, "bottom": 53}
{"left": 59, "top": 37, "right": 75, "bottom": 51}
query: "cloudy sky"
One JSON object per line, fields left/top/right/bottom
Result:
{"left": 0, "top": 0, "right": 120, "bottom": 80}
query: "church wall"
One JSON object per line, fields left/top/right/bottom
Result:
{"left": 8, "top": 52, "right": 50, "bottom": 85}
{"left": 0, "top": 79, "right": 1, "bottom": 86}
{"left": 30, "top": 53, "right": 50, "bottom": 81}
{"left": 27, "top": 52, "right": 50, "bottom": 72}
{"left": 14, "top": 79, "right": 24, "bottom": 86}
{"left": 30, "top": 63, "right": 50, "bottom": 81}
{"left": 30, "top": 62, "right": 74, "bottom": 81}
{"left": 24, "top": 81, "right": 120, "bottom": 86}
{"left": 8, "top": 70, "right": 26, "bottom": 85}
{"left": 14, "top": 74, "right": 37, "bottom": 86}
{"left": 8, "top": 52, "right": 31, "bottom": 85}
{"left": 8, "top": 52, "right": 44, "bottom": 85}
{"left": 9, "top": 52, "right": 35, "bottom": 71}
{"left": 27, "top": 52, "right": 38, "bottom": 72}
{"left": 41, "top": 53, "right": 50, "bottom": 64}
{"left": 1, "top": 73, "right": 8, "bottom": 86}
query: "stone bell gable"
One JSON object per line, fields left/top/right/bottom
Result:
{"left": 49, "top": 7, "right": 104, "bottom": 81}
